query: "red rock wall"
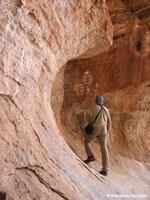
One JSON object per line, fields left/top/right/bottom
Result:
{"left": 52, "top": 0, "right": 150, "bottom": 165}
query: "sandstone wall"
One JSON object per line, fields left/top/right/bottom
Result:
{"left": 0, "top": 0, "right": 150, "bottom": 199}
{"left": 52, "top": 0, "right": 150, "bottom": 165}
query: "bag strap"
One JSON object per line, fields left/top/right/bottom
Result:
{"left": 101, "top": 106, "right": 109, "bottom": 118}
{"left": 93, "top": 106, "right": 102, "bottom": 124}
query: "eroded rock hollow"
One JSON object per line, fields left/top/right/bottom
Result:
{"left": 0, "top": 0, "right": 150, "bottom": 199}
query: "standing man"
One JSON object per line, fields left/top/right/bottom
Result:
{"left": 84, "top": 96, "right": 111, "bottom": 176}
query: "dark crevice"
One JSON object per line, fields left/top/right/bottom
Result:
{"left": 0, "top": 94, "right": 22, "bottom": 113}
{"left": 41, "top": 122, "right": 48, "bottom": 132}
{"left": 30, "top": 125, "right": 44, "bottom": 149}
{"left": 28, "top": 12, "right": 41, "bottom": 28}
{"left": 0, "top": 93, "right": 13, "bottom": 98}
{"left": 78, "top": 161, "right": 106, "bottom": 184}
{"left": 5, "top": 75, "right": 24, "bottom": 86}
{"left": 25, "top": 120, "right": 49, "bottom": 162}
{"left": 0, "top": 192, "right": 6, "bottom": 200}
{"left": 0, "top": 135, "right": 9, "bottom": 145}
{"left": 113, "top": 33, "right": 126, "bottom": 40}
{"left": 16, "top": 167, "right": 68, "bottom": 200}
{"left": 8, "top": 96, "right": 23, "bottom": 113}
{"left": 11, "top": 120, "right": 18, "bottom": 133}
{"left": 135, "top": 40, "right": 142, "bottom": 52}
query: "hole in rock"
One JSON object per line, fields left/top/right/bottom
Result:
{"left": 0, "top": 192, "right": 6, "bottom": 200}
{"left": 135, "top": 40, "right": 142, "bottom": 52}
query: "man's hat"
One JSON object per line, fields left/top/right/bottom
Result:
{"left": 96, "top": 96, "right": 104, "bottom": 105}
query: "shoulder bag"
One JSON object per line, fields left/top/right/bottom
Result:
{"left": 84, "top": 106, "right": 102, "bottom": 135}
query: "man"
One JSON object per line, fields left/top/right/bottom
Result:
{"left": 84, "top": 96, "right": 111, "bottom": 176}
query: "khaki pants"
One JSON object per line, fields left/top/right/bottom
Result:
{"left": 84, "top": 125, "right": 109, "bottom": 171}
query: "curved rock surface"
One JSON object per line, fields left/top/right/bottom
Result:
{"left": 0, "top": 0, "right": 150, "bottom": 200}
{"left": 52, "top": 0, "right": 150, "bottom": 199}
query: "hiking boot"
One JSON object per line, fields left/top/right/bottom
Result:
{"left": 83, "top": 156, "right": 95, "bottom": 163}
{"left": 99, "top": 170, "right": 107, "bottom": 176}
